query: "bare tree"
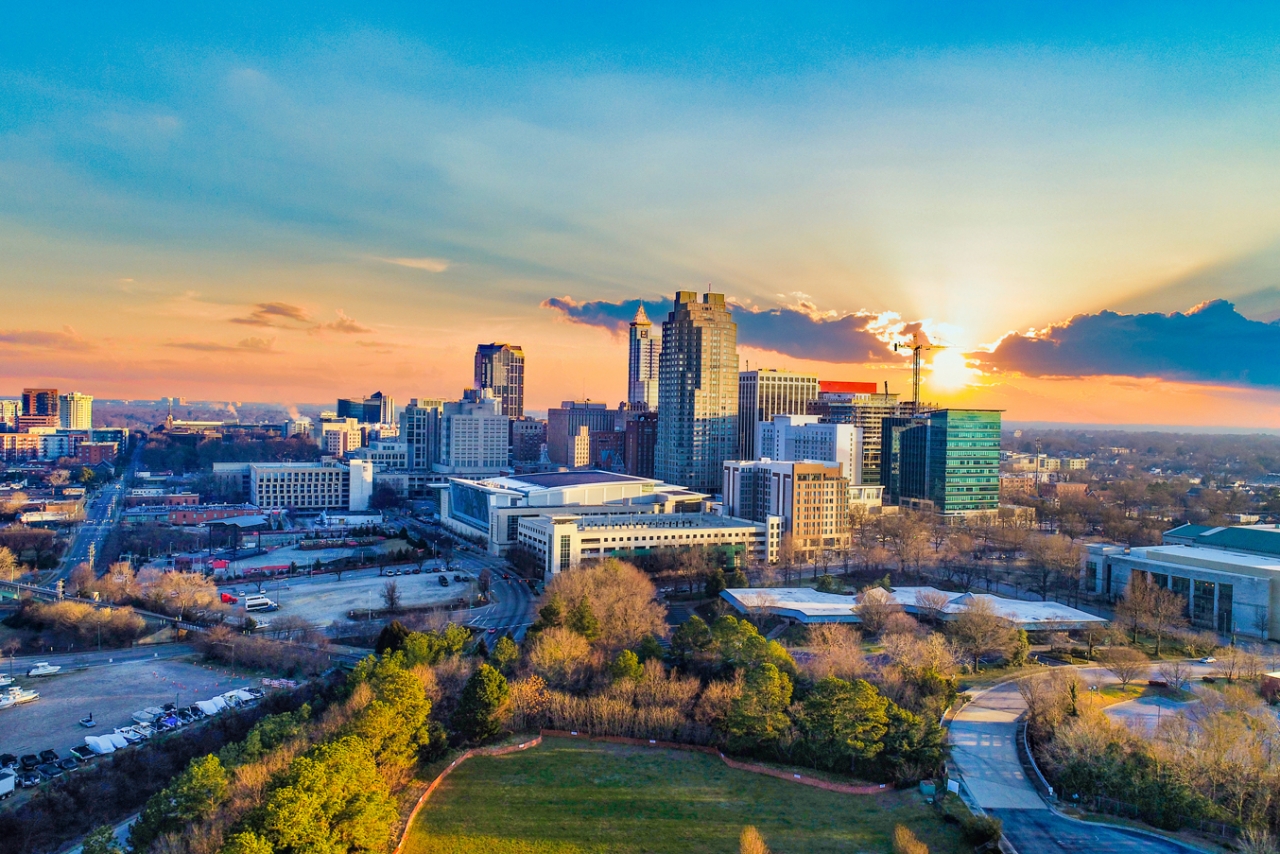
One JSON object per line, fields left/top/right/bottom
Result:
{"left": 1158, "top": 658, "right": 1192, "bottom": 691}
{"left": 776, "top": 534, "right": 798, "bottom": 585}
{"left": 1114, "top": 574, "right": 1154, "bottom": 644}
{"left": 949, "top": 597, "right": 1017, "bottom": 672}
{"left": 913, "top": 588, "right": 951, "bottom": 626}
{"left": 381, "top": 579, "right": 402, "bottom": 612}
{"left": 805, "top": 623, "right": 866, "bottom": 680}
{"left": 856, "top": 586, "right": 903, "bottom": 635}
{"left": 1142, "top": 584, "right": 1189, "bottom": 657}
{"left": 1097, "top": 646, "right": 1148, "bottom": 687}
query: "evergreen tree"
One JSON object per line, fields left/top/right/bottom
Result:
{"left": 81, "top": 826, "right": 124, "bottom": 854}
{"left": 566, "top": 597, "right": 601, "bottom": 641}
{"left": 452, "top": 663, "right": 511, "bottom": 743}
{"left": 635, "top": 634, "right": 666, "bottom": 663}
{"left": 375, "top": 620, "right": 412, "bottom": 654}
{"left": 489, "top": 635, "right": 520, "bottom": 673}
{"left": 609, "top": 649, "right": 644, "bottom": 682}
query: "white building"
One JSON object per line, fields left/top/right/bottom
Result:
{"left": 737, "top": 369, "right": 819, "bottom": 461}
{"left": 1085, "top": 523, "right": 1280, "bottom": 639}
{"left": 58, "top": 392, "right": 93, "bottom": 430}
{"left": 214, "top": 460, "right": 373, "bottom": 512}
{"left": 628, "top": 305, "right": 661, "bottom": 411}
{"left": 316, "top": 416, "right": 362, "bottom": 456}
{"left": 0, "top": 399, "right": 19, "bottom": 429}
{"left": 283, "top": 416, "right": 312, "bottom": 437}
{"left": 756, "top": 414, "right": 864, "bottom": 485}
{"left": 348, "top": 440, "right": 409, "bottom": 471}
{"left": 518, "top": 512, "right": 776, "bottom": 577}
{"left": 435, "top": 389, "right": 510, "bottom": 476}
{"left": 434, "top": 469, "right": 712, "bottom": 555}
{"left": 400, "top": 398, "right": 445, "bottom": 471}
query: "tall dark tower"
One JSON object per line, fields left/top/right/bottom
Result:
{"left": 474, "top": 343, "right": 525, "bottom": 418}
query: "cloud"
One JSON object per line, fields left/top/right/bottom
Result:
{"left": 380, "top": 257, "right": 450, "bottom": 273}
{"left": 166, "top": 336, "right": 279, "bottom": 354}
{"left": 542, "top": 296, "right": 904, "bottom": 363}
{"left": 230, "top": 302, "right": 312, "bottom": 327}
{"left": 0, "top": 326, "right": 93, "bottom": 351}
{"left": 313, "top": 310, "right": 373, "bottom": 334}
{"left": 975, "top": 300, "right": 1280, "bottom": 387}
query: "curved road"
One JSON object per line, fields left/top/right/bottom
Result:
{"left": 949, "top": 671, "right": 1208, "bottom": 854}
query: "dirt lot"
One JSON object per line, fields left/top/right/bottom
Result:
{"left": 0, "top": 657, "right": 253, "bottom": 761}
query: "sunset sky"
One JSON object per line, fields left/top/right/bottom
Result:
{"left": 3, "top": 4, "right": 1280, "bottom": 426}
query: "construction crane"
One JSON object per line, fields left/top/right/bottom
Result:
{"left": 893, "top": 332, "right": 946, "bottom": 411}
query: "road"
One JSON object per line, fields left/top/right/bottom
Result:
{"left": 2, "top": 644, "right": 197, "bottom": 677}
{"left": 54, "top": 440, "right": 142, "bottom": 582}
{"left": 949, "top": 666, "right": 1210, "bottom": 854}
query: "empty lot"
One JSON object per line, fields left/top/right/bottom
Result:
{"left": 0, "top": 656, "right": 253, "bottom": 761}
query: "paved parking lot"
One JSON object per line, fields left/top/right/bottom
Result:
{"left": 0, "top": 657, "right": 253, "bottom": 761}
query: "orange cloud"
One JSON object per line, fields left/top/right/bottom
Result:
{"left": 165, "top": 336, "right": 279, "bottom": 354}
{"left": 230, "top": 302, "right": 312, "bottom": 327}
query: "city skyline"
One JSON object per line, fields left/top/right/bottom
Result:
{"left": 4, "top": 6, "right": 1280, "bottom": 427}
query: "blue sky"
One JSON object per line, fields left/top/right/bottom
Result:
{"left": 3, "top": 3, "right": 1280, "bottom": 424}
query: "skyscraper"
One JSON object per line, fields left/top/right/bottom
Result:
{"left": 400, "top": 398, "right": 445, "bottom": 471}
{"left": 337, "top": 391, "right": 394, "bottom": 424}
{"left": 475, "top": 343, "right": 525, "bottom": 418}
{"left": 22, "top": 388, "right": 58, "bottom": 418}
{"left": 59, "top": 391, "right": 93, "bottom": 430}
{"left": 736, "top": 369, "right": 819, "bottom": 460}
{"left": 546, "top": 401, "right": 615, "bottom": 466}
{"left": 882, "top": 409, "right": 1002, "bottom": 516}
{"left": 628, "top": 305, "right": 661, "bottom": 411}
{"left": 435, "top": 389, "right": 510, "bottom": 475}
{"left": 655, "top": 291, "right": 738, "bottom": 493}
{"left": 808, "top": 383, "right": 903, "bottom": 486}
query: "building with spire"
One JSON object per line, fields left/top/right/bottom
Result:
{"left": 474, "top": 343, "right": 525, "bottom": 418}
{"left": 655, "top": 291, "right": 739, "bottom": 493}
{"left": 628, "top": 305, "right": 661, "bottom": 411}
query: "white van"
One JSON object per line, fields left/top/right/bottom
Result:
{"left": 244, "top": 595, "right": 278, "bottom": 612}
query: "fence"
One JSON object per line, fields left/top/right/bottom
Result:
{"left": 1089, "top": 795, "right": 1237, "bottom": 841}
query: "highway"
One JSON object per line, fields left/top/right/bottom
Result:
{"left": 53, "top": 440, "right": 142, "bottom": 582}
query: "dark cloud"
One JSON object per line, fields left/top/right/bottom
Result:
{"left": 975, "top": 300, "right": 1280, "bottom": 387}
{"left": 0, "top": 326, "right": 93, "bottom": 351}
{"left": 166, "top": 337, "right": 278, "bottom": 354}
{"left": 542, "top": 296, "right": 898, "bottom": 363}
{"left": 230, "top": 302, "right": 312, "bottom": 327}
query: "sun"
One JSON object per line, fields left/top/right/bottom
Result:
{"left": 927, "top": 349, "right": 979, "bottom": 392}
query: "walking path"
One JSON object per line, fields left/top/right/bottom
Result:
{"left": 948, "top": 670, "right": 1209, "bottom": 853}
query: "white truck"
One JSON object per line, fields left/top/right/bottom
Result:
{"left": 0, "top": 768, "right": 15, "bottom": 800}
{"left": 244, "top": 594, "right": 278, "bottom": 612}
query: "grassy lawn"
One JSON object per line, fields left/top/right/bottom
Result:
{"left": 403, "top": 737, "right": 967, "bottom": 854}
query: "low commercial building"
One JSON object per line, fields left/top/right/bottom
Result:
{"left": 722, "top": 459, "right": 856, "bottom": 557}
{"left": 434, "top": 469, "right": 711, "bottom": 555}
{"left": 518, "top": 512, "right": 777, "bottom": 577}
{"left": 1085, "top": 523, "right": 1280, "bottom": 638}
{"left": 722, "top": 585, "right": 1105, "bottom": 629}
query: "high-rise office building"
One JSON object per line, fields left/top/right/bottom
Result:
{"left": 882, "top": 409, "right": 1002, "bottom": 517}
{"left": 435, "top": 389, "right": 510, "bottom": 475}
{"left": 655, "top": 291, "right": 738, "bottom": 493}
{"left": 59, "top": 392, "right": 93, "bottom": 430}
{"left": 510, "top": 418, "right": 548, "bottom": 463}
{"left": 737, "top": 369, "right": 819, "bottom": 460}
{"left": 400, "top": 398, "right": 445, "bottom": 471}
{"left": 625, "top": 411, "right": 658, "bottom": 478}
{"left": 337, "top": 391, "right": 394, "bottom": 425}
{"left": 475, "top": 343, "right": 525, "bottom": 418}
{"left": 628, "top": 305, "right": 661, "bottom": 411}
{"left": 546, "top": 401, "right": 616, "bottom": 466}
{"left": 0, "top": 399, "right": 21, "bottom": 430}
{"left": 808, "top": 383, "right": 902, "bottom": 486}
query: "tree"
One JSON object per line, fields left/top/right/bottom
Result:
{"left": 913, "top": 589, "right": 951, "bottom": 626}
{"left": 129, "top": 754, "right": 228, "bottom": 851}
{"left": 671, "top": 615, "right": 713, "bottom": 666}
{"left": 856, "top": 586, "right": 904, "bottom": 635}
{"left": 740, "top": 826, "right": 772, "bottom": 854}
{"left": 1142, "top": 584, "right": 1189, "bottom": 657}
{"left": 948, "top": 598, "right": 1016, "bottom": 672}
{"left": 609, "top": 649, "right": 644, "bottom": 682}
{"left": 1097, "top": 646, "right": 1148, "bottom": 686}
{"left": 725, "top": 663, "right": 793, "bottom": 752}
{"left": 452, "top": 663, "right": 510, "bottom": 743}
{"left": 370, "top": 483, "right": 400, "bottom": 510}
{"left": 815, "top": 574, "right": 843, "bottom": 594}
{"left": 381, "top": 579, "right": 402, "bottom": 612}
{"left": 81, "top": 826, "right": 124, "bottom": 854}
{"left": 528, "top": 626, "right": 592, "bottom": 688}
{"left": 566, "top": 597, "right": 601, "bottom": 641}
{"left": 1158, "top": 658, "right": 1192, "bottom": 691}
{"left": 776, "top": 533, "right": 798, "bottom": 584}
{"left": 489, "top": 635, "right": 519, "bottom": 673}
{"left": 796, "top": 676, "right": 889, "bottom": 772}
{"left": 805, "top": 623, "right": 866, "bottom": 681}
{"left": 0, "top": 546, "right": 18, "bottom": 582}
{"left": 376, "top": 620, "right": 412, "bottom": 654}
{"left": 1115, "top": 575, "right": 1154, "bottom": 644}
{"left": 705, "top": 568, "right": 728, "bottom": 597}
{"left": 531, "top": 593, "right": 566, "bottom": 633}
{"left": 545, "top": 558, "right": 666, "bottom": 650}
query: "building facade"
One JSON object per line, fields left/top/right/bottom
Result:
{"left": 655, "top": 291, "right": 739, "bottom": 494}
{"left": 736, "top": 369, "right": 819, "bottom": 461}
{"left": 317, "top": 416, "right": 363, "bottom": 456}
{"left": 337, "top": 391, "right": 394, "bottom": 425}
{"left": 58, "top": 392, "right": 93, "bottom": 430}
{"left": 474, "top": 343, "right": 525, "bottom": 418}
{"left": 546, "top": 401, "right": 616, "bottom": 466}
{"left": 628, "top": 305, "right": 661, "bottom": 411}
{"left": 510, "top": 417, "right": 547, "bottom": 463}
{"left": 0, "top": 399, "right": 19, "bottom": 429}
{"left": 400, "top": 398, "right": 444, "bottom": 471}
{"left": 435, "top": 389, "right": 510, "bottom": 476}
{"left": 722, "top": 459, "right": 849, "bottom": 557}
{"left": 214, "top": 460, "right": 373, "bottom": 512}
{"left": 883, "top": 409, "right": 1001, "bottom": 517}
{"left": 22, "top": 388, "right": 58, "bottom": 418}
{"left": 807, "top": 386, "right": 902, "bottom": 485}
{"left": 625, "top": 411, "right": 658, "bottom": 478}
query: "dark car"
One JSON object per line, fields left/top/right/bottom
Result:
{"left": 411, "top": 567, "right": 421, "bottom": 574}
{"left": 69, "top": 746, "right": 95, "bottom": 762}
{"left": 38, "top": 750, "right": 59, "bottom": 764}
{"left": 0, "top": 754, "right": 16, "bottom": 770}
{"left": 36, "top": 763, "right": 62, "bottom": 780}
{"left": 176, "top": 709, "right": 196, "bottom": 724}
{"left": 19, "top": 755, "right": 40, "bottom": 772}
{"left": 438, "top": 576, "right": 449, "bottom": 587}
{"left": 57, "top": 758, "right": 78, "bottom": 773}
{"left": 17, "top": 771, "right": 41, "bottom": 788}
{"left": 453, "top": 574, "right": 464, "bottom": 582}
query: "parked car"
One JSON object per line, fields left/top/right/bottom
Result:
{"left": 17, "top": 771, "right": 41, "bottom": 788}
{"left": 38, "top": 750, "right": 58, "bottom": 764}
{"left": 0, "top": 754, "right": 17, "bottom": 770}
{"left": 19, "top": 754, "right": 40, "bottom": 771}
{"left": 438, "top": 576, "right": 450, "bottom": 587}
{"left": 68, "top": 746, "right": 95, "bottom": 762}
{"left": 453, "top": 574, "right": 463, "bottom": 582}
{"left": 36, "top": 763, "right": 62, "bottom": 780}
{"left": 56, "top": 758, "right": 79, "bottom": 773}
{"left": 0, "top": 769, "right": 14, "bottom": 800}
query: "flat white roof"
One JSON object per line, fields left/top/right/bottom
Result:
{"left": 1131, "top": 545, "right": 1280, "bottom": 572}
{"left": 721, "top": 586, "right": 1105, "bottom": 627}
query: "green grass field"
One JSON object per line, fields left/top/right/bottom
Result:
{"left": 402, "top": 738, "right": 967, "bottom": 854}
